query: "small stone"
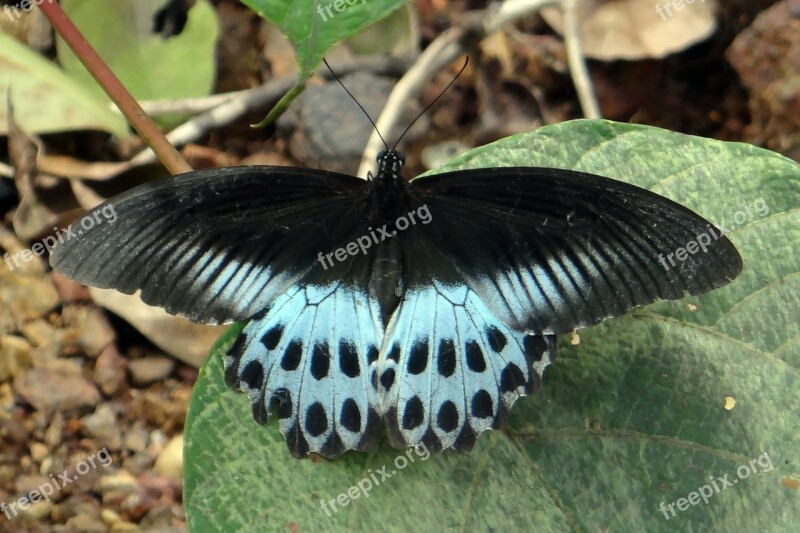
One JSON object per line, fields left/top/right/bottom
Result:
{"left": 153, "top": 434, "right": 183, "bottom": 481}
{"left": 15, "top": 366, "right": 100, "bottom": 413}
{"left": 128, "top": 355, "right": 175, "bottom": 385}
{"left": 0, "top": 335, "right": 33, "bottom": 381}
{"left": 1, "top": 274, "right": 60, "bottom": 319}
{"left": 123, "top": 424, "right": 149, "bottom": 453}
{"left": 44, "top": 412, "right": 64, "bottom": 447}
{"left": 20, "top": 318, "right": 58, "bottom": 347}
{"left": 81, "top": 405, "right": 122, "bottom": 450}
{"left": 77, "top": 307, "right": 116, "bottom": 357}
{"left": 98, "top": 469, "right": 138, "bottom": 498}
{"left": 65, "top": 513, "right": 107, "bottom": 533}
{"left": 29, "top": 441, "right": 48, "bottom": 462}
{"left": 100, "top": 507, "right": 122, "bottom": 527}
{"left": 16, "top": 501, "right": 52, "bottom": 521}
{"left": 93, "top": 345, "right": 127, "bottom": 396}
{"left": 15, "top": 474, "right": 49, "bottom": 494}
{"left": 123, "top": 451, "right": 156, "bottom": 476}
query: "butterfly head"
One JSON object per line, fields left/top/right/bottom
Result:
{"left": 375, "top": 150, "right": 406, "bottom": 182}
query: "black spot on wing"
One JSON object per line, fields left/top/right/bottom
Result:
{"left": 366, "top": 345, "right": 379, "bottom": 363}
{"left": 500, "top": 363, "right": 526, "bottom": 393}
{"left": 223, "top": 332, "right": 248, "bottom": 387}
{"left": 453, "top": 423, "right": 477, "bottom": 452}
{"left": 436, "top": 401, "right": 459, "bottom": 432}
{"left": 485, "top": 326, "right": 507, "bottom": 352}
{"left": 523, "top": 335, "right": 548, "bottom": 362}
{"left": 261, "top": 324, "right": 284, "bottom": 350}
{"left": 380, "top": 368, "right": 396, "bottom": 391}
{"left": 387, "top": 344, "right": 401, "bottom": 362}
{"left": 407, "top": 339, "right": 429, "bottom": 374}
{"left": 285, "top": 422, "right": 310, "bottom": 459}
{"left": 338, "top": 340, "right": 360, "bottom": 378}
{"left": 281, "top": 339, "right": 302, "bottom": 371}
{"left": 321, "top": 431, "right": 345, "bottom": 458}
{"left": 471, "top": 389, "right": 493, "bottom": 418}
{"left": 340, "top": 398, "right": 361, "bottom": 433}
{"left": 274, "top": 388, "right": 293, "bottom": 420}
{"left": 305, "top": 402, "right": 328, "bottom": 437}
{"left": 402, "top": 396, "right": 424, "bottom": 430}
{"left": 465, "top": 340, "right": 486, "bottom": 372}
{"left": 311, "top": 342, "right": 330, "bottom": 380}
{"left": 240, "top": 360, "right": 264, "bottom": 390}
{"left": 437, "top": 338, "right": 456, "bottom": 377}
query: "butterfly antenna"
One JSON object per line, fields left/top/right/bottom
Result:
{"left": 391, "top": 56, "right": 469, "bottom": 151}
{"left": 322, "top": 58, "right": 389, "bottom": 151}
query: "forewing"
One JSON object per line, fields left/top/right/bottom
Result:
{"left": 50, "top": 166, "right": 368, "bottom": 324}
{"left": 410, "top": 167, "right": 743, "bottom": 334}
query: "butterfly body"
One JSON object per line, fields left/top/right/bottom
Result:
{"left": 50, "top": 148, "right": 742, "bottom": 458}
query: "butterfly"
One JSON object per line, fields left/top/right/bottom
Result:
{"left": 50, "top": 147, "right": 742, "bottom": 458}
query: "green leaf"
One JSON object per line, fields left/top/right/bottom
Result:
{"left": 57, "top": 0, "right": 218, "bottom": 104}
{"left": 184, "top": 120, "right": 800, "bottom": 532}
{"left": 240, "top": 0, "right": 406, "bottom": 126}
{"left": 0, "top": 32, "right": 127, "bottom": 136}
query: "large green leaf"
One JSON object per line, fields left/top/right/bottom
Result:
{"left": 0, "top": 32, "right": 127, "bottom": 136}
{"left": 239, "top": 0, "right": 406, "bottom": 125}
{"left": 184, "top": 120, "right": 800, "bottom": 532}
{"left": 57, "top": 0, "right": 218, "bottom": 104}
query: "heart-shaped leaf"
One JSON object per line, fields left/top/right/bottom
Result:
{"left": 57, "top": 0, "right": 218, "bottom": 105}
{"left": 240, "top": 0, "right": 406, "bottom": 125}
{"left": 184, "top": 119, "right": 800, "bottom": 531}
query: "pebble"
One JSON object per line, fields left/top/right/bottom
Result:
{"left": 16, "top": 501, "right": 52, "bottom": 521}
{"left": 81, "top": 405, "right": 122, "bottom": 450}
{"left": 29, "top": 441, "right": 48, "bottom": 462}
{"left": 123, "top": 424, "right": 149, "bottom": 453}
{"left": 77, "top": 307, "right": 116, "bottom": 357}
{"left": 14, "top": 473, "right": 49, "bottom": 494}
{"left": 93, "top": 345, "right": 127, "bottom": 396}
{"left": 100, "top": 507, "right": 122, "bottom": 527}
{"left": 64, "top": 513, "right": 107, "bottom": 533}
{"left": 153, "top": 434, "right": 183, "bottom": 481}
{"left": 98, "top": 469, "right": 138, "bottom": 499}
{"left": 1, "top": 273, "right": 60, "bottom": 319}
{"left": 15, "top": 366, "right": 100, "bottom": 412}
{"left": 128, "top": 355, "right": 175, "bottom": 385}
{"left": 0, "top": 334, "right": 33, "bottom": 381}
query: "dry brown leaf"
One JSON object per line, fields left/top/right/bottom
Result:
{"left": 542, "top": 0, "right": 717, "bottom": 60}
{"left": 88, "top": 287, "right": 226, "bottom": 367}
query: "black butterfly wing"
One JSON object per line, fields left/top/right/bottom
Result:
{"left": 53, "top": 165, "right": 394, "bottom": 458}
{"left": 50, "top": 166, "right": 370, "bottom": 324}
{"left": 409, "top": 167, "right": 742, "bottom": 335}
